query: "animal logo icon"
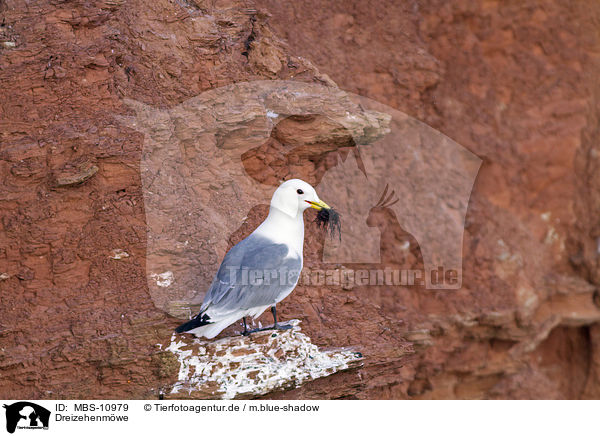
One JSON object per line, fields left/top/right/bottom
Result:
{"left": 3, "top": 402, "right": 50, "bottom": 433}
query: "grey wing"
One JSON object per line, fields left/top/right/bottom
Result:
{"left": 200, "top": 234, "right": 302, "bottom": 317}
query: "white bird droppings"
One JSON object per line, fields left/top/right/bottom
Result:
{"left": 151, "top": 271, "right": 175, "bottom": 287}
{"left": 164, "top": 320, "right": 363, "bottom": 399}
{"left": 110, "top": 249, "right": 130, "bottom": 260}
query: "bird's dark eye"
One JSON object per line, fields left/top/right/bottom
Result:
{"left": 297, "top": 189, "right": 304, "bottom": 195}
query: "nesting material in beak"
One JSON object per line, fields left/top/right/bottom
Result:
{"left": 315, "top": 206, "right": 341, "bottom": 241}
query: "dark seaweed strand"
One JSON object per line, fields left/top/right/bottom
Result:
{"left": 315, "top": 208, "right": 342, "bottom": 241}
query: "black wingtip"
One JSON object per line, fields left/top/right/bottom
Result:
{"left": 174, "top": 323, "right": 190, "bottom": 333}
{"left": 174, "top": 313, "right": 211, "bottom": 333}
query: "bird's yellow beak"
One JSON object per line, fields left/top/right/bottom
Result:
{"left": 305, "top": 200, "right": 331, "bottom": 211}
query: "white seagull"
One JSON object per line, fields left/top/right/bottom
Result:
{"left": 175, "top": 179, "right": 331, "bottom": 338}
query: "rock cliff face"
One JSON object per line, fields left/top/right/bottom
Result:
{"left": 254, "top": 0, "right": 600, "bottom": 399}
{"left": 1, "top": 0, "right": 599, "bottom": 399}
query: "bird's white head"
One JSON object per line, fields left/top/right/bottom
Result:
{"left": 270, "top": 179, "right": 331, "bottom": 219}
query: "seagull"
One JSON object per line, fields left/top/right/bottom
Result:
{"left": 175, "top": 179, "right": 331, "bottom": 339}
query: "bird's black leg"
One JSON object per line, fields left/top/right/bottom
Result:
{"left": 241, "top": 317, "right": 250, "bottom": 336}
{"left": 241, "top": 308, "right": 292, "bottom": 336}
{"left": 271, "top": 305, "right": 292, "bottom": 331}
{"left": 241, "top": 317, "right": 264, "bottom": 336}
{"left": 271, "top": 306, "right": 278, "bottom": 327}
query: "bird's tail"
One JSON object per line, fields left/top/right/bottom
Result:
{"left": 175, "top": 313, "right": 211, "bottom": 333}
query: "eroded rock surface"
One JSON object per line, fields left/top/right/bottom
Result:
{"left": 1, "top": 0, "right": 600, "bottom": 400}
{"left": 255, "top": 0, "right": 600, "bottom": 399}
{"left": 162, "top": 320, "right": 364, "bottom": 399}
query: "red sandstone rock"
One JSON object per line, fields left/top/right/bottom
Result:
{"left": 1, "top": 0, "right": 599, "bottom": 400}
